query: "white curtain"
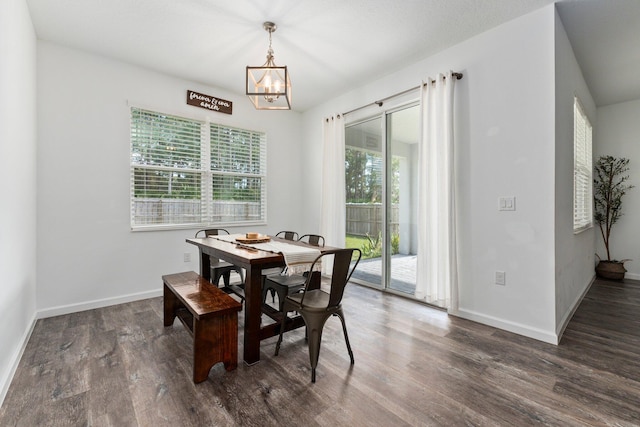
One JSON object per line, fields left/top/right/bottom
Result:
{"left": 415, "top": 71, "right": 458, "bottom": 311}
{"left": 320, "top": 114, "right": 346, "bottom": 273}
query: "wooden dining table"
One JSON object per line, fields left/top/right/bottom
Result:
{"left": 186, "top": 235, "right": 323, "bottom": 365}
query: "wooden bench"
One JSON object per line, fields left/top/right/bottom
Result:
{"left": 163, "top": 271, "right": 242, "bottom": 383}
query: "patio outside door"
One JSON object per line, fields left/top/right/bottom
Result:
{"left": 345, "top": 104, "right": 419, "bottom": 296}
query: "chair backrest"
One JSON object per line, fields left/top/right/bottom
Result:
{"left": 300, "top": 248, "right": 361, "bottom": 309}
{"left": 298, "top": 234, "right": 325, "bottom": 247}
{"left": 195, "top": 228, "right": 230, "bottom": 238}
{"left": 275, "top": 230, "right": 299, "bottom": 241}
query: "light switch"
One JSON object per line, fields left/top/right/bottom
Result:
{"left": 499, "top": 196, "right": 516, "bottom": 211}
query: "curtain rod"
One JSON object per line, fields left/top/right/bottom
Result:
{"left": 342, "top": 72, "right": 463, "bottom": 117}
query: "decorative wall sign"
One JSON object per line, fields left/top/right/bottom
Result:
{"left": 186, "top": 90, "right": 233, "bottom": 115}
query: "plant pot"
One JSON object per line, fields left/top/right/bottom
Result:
{"left": 595, "top": 260, "right": 627, "bottom": 281}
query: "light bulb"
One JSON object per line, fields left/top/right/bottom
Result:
{"left": 264, "top": 75, "right": 272, "bottom": 93}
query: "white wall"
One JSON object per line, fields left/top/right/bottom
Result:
{"left": 302, "top": 5, "right": 560, "bottom": 343}
{"left": 595, "top": 99, "right": 640, "bottom": 279}
{"left": 554, "top": 10, "right": 597, "bottom": 337}
{"left": 0, "top": 0, "right": 38, "bottom": 404}
{"left": 36, "top": 42, "right": 303, "bottom": 315}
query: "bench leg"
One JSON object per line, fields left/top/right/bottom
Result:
{"left": 192, "top": 314, "right": 238, "bottom": 383}
{"left": 163, "top": 284, "right": 179, "bottom": 327}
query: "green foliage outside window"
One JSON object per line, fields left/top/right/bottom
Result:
{"left": 345, "top": 148, "right": 400, "bottom": 204}
{"left": 357, "top": 232, "right": 400, "bottom": 259}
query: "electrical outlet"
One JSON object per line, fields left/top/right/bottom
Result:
{"left": 495, "top": 271, "right": 506, "bottom": 285}
{"left": 183, "top": 253, "right": 191, "bottom": 262}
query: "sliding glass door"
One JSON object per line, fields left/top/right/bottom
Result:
{"left": 346, "top": 103, "right": 419, "bottom": 296}
{"left": 345, "top": 117, "right": 383, "bottom": 288}
{"left": 386, "top": 105, "right": 419, "bottom": 294}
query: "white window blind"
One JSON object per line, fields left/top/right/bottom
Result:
{"left": 573, "top": 97, "right": 593, "bottom": 233}
{"left": 210, "top": 123, "right": 266, "bottom": 223}
{"left": 130, "top": 107, "right": 266, "bottom": 229}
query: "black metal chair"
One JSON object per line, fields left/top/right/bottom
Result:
{"left": 194, "top": 229, "right": 245, "bottom": 298}
{"left": 275, "top": 248, "right": 361, "bottom": 382}
{"left": 298, "top": 234, "right": 325, "bottom": 247}
{"left": 261, "top": 234, "right": 324, "bottom": 312}
{"left": 275, "top": 230, "right": 299, "bottom": 241}
{"left": 259, "top": 230, "right": 300, "bottom": 289}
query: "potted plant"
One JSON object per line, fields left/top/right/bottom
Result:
{"left": 593, "top": 155, "right": 634, "bottom": 280}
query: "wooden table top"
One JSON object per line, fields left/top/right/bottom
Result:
{"left": 186, "top": 235, "right": 330, "bottom": 268}
{"left": 186, "top": 236, "right": 283, "bottom": 268}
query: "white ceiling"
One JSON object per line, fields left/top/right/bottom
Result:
{"left": 25, "top": 0, "right": 640, "bottom": 111}
{"left": 556, "top": 0, "right": 640, "bottom": 107}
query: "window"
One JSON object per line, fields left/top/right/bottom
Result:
{"left": 130, "top": 107, "right": 266, "bottom": 229}
{"left": 573, "top": 97, "right": 593, "bottom": 233}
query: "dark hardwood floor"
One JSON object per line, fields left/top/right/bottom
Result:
{"left": 1, "top": 277, "right": 639, "bottom": 426}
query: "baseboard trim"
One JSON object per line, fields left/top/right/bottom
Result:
{"left": 453, "top": 308, "right": 559, "bottom": 345}
{"left": 555, "top": 274, "right": 595, "bottom": 342}
{"left": 625, "top": 272, "right": 640, "bottom": 281}
{"left": 37, "top": 289, "right": 163, "bottom": 319}
{"left": 0, "top": 313, "right": 37, "bottom": 408}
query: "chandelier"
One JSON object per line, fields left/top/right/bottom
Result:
{"left": 246, "top": 22, "right": 292, "bottom": 110}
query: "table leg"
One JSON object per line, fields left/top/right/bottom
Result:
{"left": 199, "top": 250, "right": 211, "bottom": 281}
{"left": 243, "top": 266, "right": 262, "bottom": 365}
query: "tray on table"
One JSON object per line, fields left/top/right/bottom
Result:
{"left": 235, "top": 235, "right": 271, "bottom": 244}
